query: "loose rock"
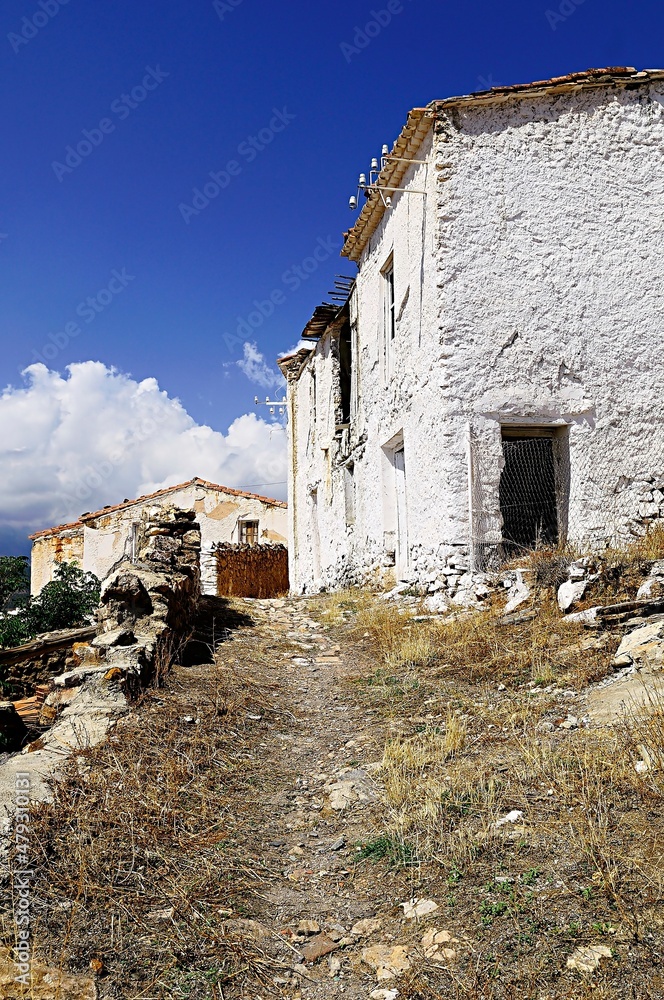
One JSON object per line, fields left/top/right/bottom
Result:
{"left": 297, "top": 919, "right": 320, "bottom": 936}
{"left": 494, "top": 809, "right": 524, "bottom": 828}
{"left": 301, "top": 933, "right": 340, "bottom": 964}
{"left": 566, "top": 944, "right": 612, "bottom": 973}
{"left": 362, "top": 944, "right": 411, "bottom": 981}
{"left": 401, "top": 898, "right": 438, "bottom": 919}
{"left": 558, "top": 580, "right": 587, "bottom": 612}
{"left": 351, "top": 917, "right": 382, "bottom": 937}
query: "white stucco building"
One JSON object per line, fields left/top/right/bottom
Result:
{"left": 278, "top": 67, "right": 664, "bottom": 596}
{"left": 29, "top": 478, "right": 287, "bottom": 595}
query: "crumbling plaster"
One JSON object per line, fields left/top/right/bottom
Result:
{"left": 31, "top": 483, "right": 287, "bottom": 596}
{"left": 30, "top": 528, "right": 84, "bottom": 598}
{"left": 287, "top": 81, "right": 664, "bottom": 593}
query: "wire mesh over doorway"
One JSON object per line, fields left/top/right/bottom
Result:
{"left": 499, "top": 434, "right": 559, "bottom": 555}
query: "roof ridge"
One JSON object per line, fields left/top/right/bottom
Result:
{"left": 29, "top": 478, "right": 286, "bottom": 539}
{"left": 342, "top": 67, "right": 661, "bottom": 262}
{"left": 28, "top": 519, "right": 84, "bottom": 540}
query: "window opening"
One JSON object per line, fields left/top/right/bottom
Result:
{"left": 239, "top": 520, "right": 259, "bottom": 545}
{"left": 344, "top": 463, "right": 355, "bottom": 525}
{"left": 339, "top": 323, "right": 352, "bottom": 426}
{"left": 499, "top": 431, "right": 559, "bottom": 554}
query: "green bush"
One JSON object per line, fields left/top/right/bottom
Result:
{"left": 0, "top": 556, "right": 29, "bottom": 610}
{"left": 0, "top": 562, "right": 100, "bottom": 649}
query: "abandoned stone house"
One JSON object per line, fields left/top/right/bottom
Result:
{"left": 278, "top": 67, "right": 664, "bottom": 596}
{"left": 29, "top": 477, "right": 288, "bottom": 596}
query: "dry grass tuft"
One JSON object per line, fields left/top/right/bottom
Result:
{"left": 1, "top": 659, "right": 286, "bottom": 998}
{"left": 315, "top": 587, "right": 373, "bottom": 626}
{"left": 589, "top": 522, "right": 664, "bottom": 602}
{"left": 521, "top": 543, "right": 578, "bottom": 592}
{"left": 337, "top": 532, "right": 664, "bottom": 995}
{"left": 620, "top": 686, "right": 664, "bottom": 797}
{"left": 385, "top": 631, "right": 438, "bottom": 671}
{"left": 356, "top": 589, "right": 608, "bottom": 694}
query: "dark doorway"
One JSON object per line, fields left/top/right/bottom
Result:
{"left": 499, "top": 433, "right": 559, "bottom": 554}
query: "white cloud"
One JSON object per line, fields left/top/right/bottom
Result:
{"left": 278, "top": 340, "right": 311, "bottom": 358}
{"left": 0, "top": 361, "right": 287, "bottom": 542}
{"left": 236, "top": 341, "right": 283, "bottom": 389}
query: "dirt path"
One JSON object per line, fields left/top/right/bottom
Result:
{"left": 10, "top": 589, "right": 664, "bottom": 998}
{"left": 213, "top": 596, "right": 421, "bottom": 999}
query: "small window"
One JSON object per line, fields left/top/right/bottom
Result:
{"left": 350, "top": 321, "right": 360, "bottom": 417}
{"left": 130, "top": 522, "right": 140, "bottom": 563}
{"left": 384, "top": 260, "right": 395, "bottom": 342}
{"left": 239, "top": 520, "right": 259, "bottom": 545}
{"left": 344, "top": 464, "right": 355, "bottom": 526}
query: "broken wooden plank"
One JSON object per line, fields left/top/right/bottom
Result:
{"left": 0, "top": 625, "right": 95, "bottom": 665}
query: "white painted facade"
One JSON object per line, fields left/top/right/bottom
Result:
{"left": 30, "top": 478, "right": 287, "bottom": 595}
{"left": 279, "top": 69, "right": 664, "bottom": 596}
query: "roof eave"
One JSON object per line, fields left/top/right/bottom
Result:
{"left": 341, "top": 67, "right": 664, "bottom": 265}
{"left": 341, "top": 107, "right": 432, "bottom": 263}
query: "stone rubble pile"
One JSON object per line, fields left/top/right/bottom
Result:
{"left": 636, "top": 559, "right": 664, "bottom": 599}
{"left": 556, "top": 557, "right": 599, "bottom": 612}
{"left": 91, "top": 505, "right": 201, "bottom": 680}
{"left": 0, "top": 506, "right": 202, "bottom": 818}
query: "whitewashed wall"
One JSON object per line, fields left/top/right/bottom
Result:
{"left": 287, "top": 81, "right": 664, "bottom": 594}
{"left": 32, "top": 485, "right": 287, "bottom": 595}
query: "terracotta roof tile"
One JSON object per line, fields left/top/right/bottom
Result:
{"left": 29, "top": 520, "right": 84, "bottom": 541}
{"left": 29, "top": 478, "right": 286, "bottom": 540}
{"left": 13, "top": 684, "right": 50, "bottom": 726}
{"left": 78, "top": 478, "right": 287, "bottom": 521}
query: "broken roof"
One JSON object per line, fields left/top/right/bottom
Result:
{"left": 29, "top": 477, "right": 287, "bottom": 540}
{"left": 342, "top": 67, "right": 663, "bottom": 262}
{"left": 28, "top": 519, "right": 84, "bottom": 541}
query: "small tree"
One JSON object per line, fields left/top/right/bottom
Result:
{"left": 0, "top": 556, "right": 29, "bottom": 610}
{"left": 28, "top": 562, "right": 101, "bottom": 633}
{"left": 0, "top": 562, "right": 101, "bottom": 649}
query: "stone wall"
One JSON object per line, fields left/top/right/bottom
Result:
{"left": 0, "top": 625, "right": 95, "bottom": 699}
{"left": 0, "top": 505, "right": 204, "bottom": 811}
{"left": 30, "top": 524, "right": 84, "bottom": 596}
{"left": 92, "top": 505, "right": 201, "bottom": 684}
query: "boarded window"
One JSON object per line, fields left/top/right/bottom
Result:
{"left": 499, "top": 432, "right": 559, "bottom": 553}
{"left": 238, "top": 520, "right": 259, "bottom": 545}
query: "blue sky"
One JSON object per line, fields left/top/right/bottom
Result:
{"left": 0, "top": 0, "right": 662, "bottom": 552}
